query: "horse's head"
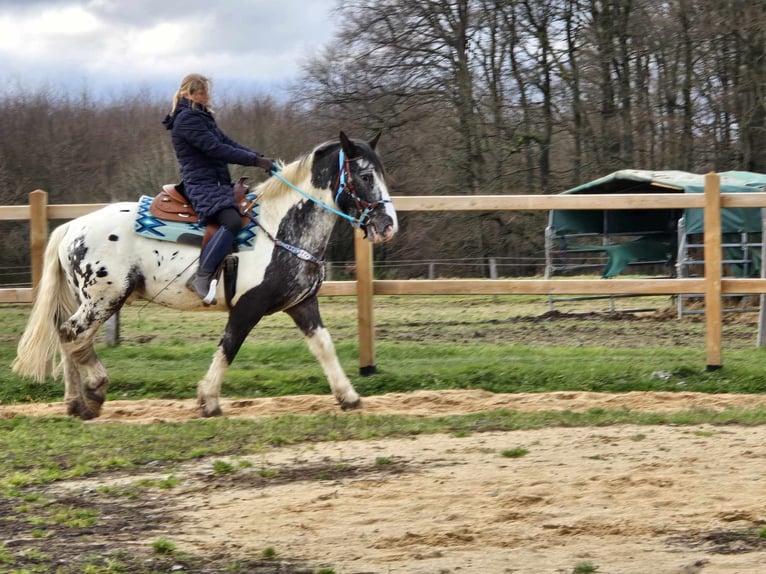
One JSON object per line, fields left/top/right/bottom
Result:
{"left": 313, "top": 131, "right": 398, "bottom": 243}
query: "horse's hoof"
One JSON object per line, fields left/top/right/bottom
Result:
{"left": 201, "top": 405, "right": 223, "bottom": 417}
{"left": 340, "top": 397, "right": 362, "bottom": 411}
{"left": 67, "top": 399, "right": 100, "bottom": 420}
{"left": 66, "top": 400, "right": 80, "bottom": 417}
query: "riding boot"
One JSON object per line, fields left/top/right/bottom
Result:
{"left": 187, "top": 227, "right": 236, "bottom": 305}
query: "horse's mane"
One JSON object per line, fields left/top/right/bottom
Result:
{"left": 255, "top": 140, "right": 338, "bottom": 199}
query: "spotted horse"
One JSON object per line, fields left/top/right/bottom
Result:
{"left": 12, "top": 132, "right": 398, "bottom": 419}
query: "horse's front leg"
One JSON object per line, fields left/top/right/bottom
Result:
{"left": 197, "top": 348, "right": 229, "bottom": 417}
{"left": 285, "top": 296, "right": 361, "bottom": 411}
{"left": 197, "top": 308, "right": 264, "bottom": 417}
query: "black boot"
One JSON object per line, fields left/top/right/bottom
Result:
{"left": 187, "top": 227, "right": 235, "bottom": 305}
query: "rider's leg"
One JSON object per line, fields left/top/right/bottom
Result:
{"left": 188, "top": 207, "right": 242, "bottom": 304}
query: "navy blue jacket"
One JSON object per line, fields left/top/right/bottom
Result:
{"left": 162, "top": 99, "right": 261, "bottom": 222}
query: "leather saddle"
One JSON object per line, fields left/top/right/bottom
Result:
{"left": 149, "top": 177, "right": 254, "bottom": 249}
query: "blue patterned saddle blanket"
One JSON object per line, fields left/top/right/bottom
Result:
{"left": 133, "top": 195, "right": 259, "bottom": 250}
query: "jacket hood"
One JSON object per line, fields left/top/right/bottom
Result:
{"left": 162, "top": 98, "right": 195, "bottom": 130}
{"left": 162, "top": 113, "right": 175, "bottom": 130}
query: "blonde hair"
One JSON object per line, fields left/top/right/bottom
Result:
{"left": 170, "top": 73, "right": 212, "bottom": 113}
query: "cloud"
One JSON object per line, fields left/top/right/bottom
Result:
{"left": 0, "top": 0, "right": 340, "bottom": 98}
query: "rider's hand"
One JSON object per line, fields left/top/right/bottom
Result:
{"left": 254, "top": 155, "right": 276, "bottom": 174}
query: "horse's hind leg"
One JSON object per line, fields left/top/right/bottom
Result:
{"left": 61, "top": 350, "right": 83, "bottom": 414}
{"left": 60, "top": 334, "right": 109, "bottom": 420}
{"left": 285, "top": 296, "right": 361, "bottom": 410}
{"left": 57, "top": 301, "right": 116, "bottom": 420}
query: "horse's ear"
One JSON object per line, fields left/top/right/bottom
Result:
{"left": 339, "top": 131, "right": 354, "bottom": 156}
{"left": 369, "top": 131, "right": 381, "bottom": 150}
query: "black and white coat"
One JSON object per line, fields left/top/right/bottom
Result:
{"left": 12, "top": 133, "right": 398, "bottom": 420}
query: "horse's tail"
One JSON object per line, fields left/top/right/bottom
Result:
{"left": 11, "top": 223, "right": 76, "bottom": 381}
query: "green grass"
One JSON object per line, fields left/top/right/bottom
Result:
{"left": 3, "top": 295, "right": 766, "bottom": 404}
{"left": 572, "top": 562, "right": 599, "bottom": 574}
{"left": 501, "top": 447, "right": 529, "bottom": 458}
{"left": 1, "top": 407, "right": 766, "bottom": 492}
{"left": 151, "top": 538, "right": 176, "bottom": 555}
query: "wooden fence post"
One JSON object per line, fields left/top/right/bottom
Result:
{"left": 704, "top": 173, "right": 723, "bottom": 369}
{"left": 354, "top": 229, "right": 376, "bottom": 375}
{"left": 29, "top": 190, "right": 48, "bottom": 292}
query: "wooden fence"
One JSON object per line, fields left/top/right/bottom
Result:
{"left": 3, "top": 174, "right": 766, "bottom": 372}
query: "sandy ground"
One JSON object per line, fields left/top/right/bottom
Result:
{"left": 3, "top": 388, "right": 766, "bottom": 422}
{"left": 10, "top": 390, "right": 766, "bottom": 573}
{"left": 171, "top": 425, "right": 766, "bottom": 574}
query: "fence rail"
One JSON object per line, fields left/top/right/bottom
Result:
{"left": 3, "top": 175, "right": 766, "bottom": 371}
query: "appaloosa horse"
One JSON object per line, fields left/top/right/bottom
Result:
{"left": 12, "top": 132, "right": 398, "bottom": 419}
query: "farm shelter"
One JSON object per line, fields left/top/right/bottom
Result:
{"left": 545, "top": 170, "right": 766, "bottom": 313}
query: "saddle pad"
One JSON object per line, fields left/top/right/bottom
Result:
{"left": 133, "top": 195, "right": 259, "bottom": 250}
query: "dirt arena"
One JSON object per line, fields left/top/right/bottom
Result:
{"left": 4, "top": 389, "right": 766, "bottom": 573}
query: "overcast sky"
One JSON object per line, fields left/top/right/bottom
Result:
{"left": 0, "top": 0, "right": 340, "bottom": 100}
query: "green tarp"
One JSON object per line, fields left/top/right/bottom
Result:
{"left": 550, "top": 170, "right": 766, "bottom": 236}
{"left": 549, "top": 170, "right": 766, "bottom": 278}
{"left": 565, "top": 236, "right": 675, "bottom": 278}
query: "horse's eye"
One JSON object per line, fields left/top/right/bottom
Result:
{"left": 359, "top": 173, "right": 372, "bottom": 185}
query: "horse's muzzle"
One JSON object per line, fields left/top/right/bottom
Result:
{"left": 365, "top": 220, "right": 397, "bottom": 243}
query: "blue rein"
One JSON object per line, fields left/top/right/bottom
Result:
{"left": 257, "top": 148, "right": 392, "bottom": 266}
{"left": 269, "top": 149, "right": 365, "bottom": 229}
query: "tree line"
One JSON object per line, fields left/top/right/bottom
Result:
{"left": 2, "top": 0, "right": 765, "bottom": 282}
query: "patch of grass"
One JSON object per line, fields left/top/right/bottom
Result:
{"left": 213, "top": 460, "right": 236, "bottom": 474}
{"left": 257, "top": 467, "right": 280, "bottom": 478}
{"left": 98, "top": 484, "right": 141, "bottom": 499}
{"left": 28, "top": 505, "right": 98, "bottom": 529}
{"left": 158, "top": 475, "right": 181, "bottom": 489}
{"left": 501, "top": 447, "right": 529, "bottom": 458}
{"left": 260, "top": 546, "right": 277, "bottom": 559}
{"left": 572, "top": 562, "right": 599, "bottom": 573}
{"left": 19, "top": 546, "right": 49, "bottom": 562}
{"left": 81, "top": 557, "right": 129, "bottom": 573}
{"left": 134, "top": 475, "right": 181, "bottom": 490}
{"left": 375, "top": 456, "right": 393, "bottom": 465}
{"left": 151, "top": 538, "right": 176, "bottom": 555}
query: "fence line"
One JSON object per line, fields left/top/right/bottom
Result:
{"left": 3, "top": 176, "right": 766, "bottom": 370}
